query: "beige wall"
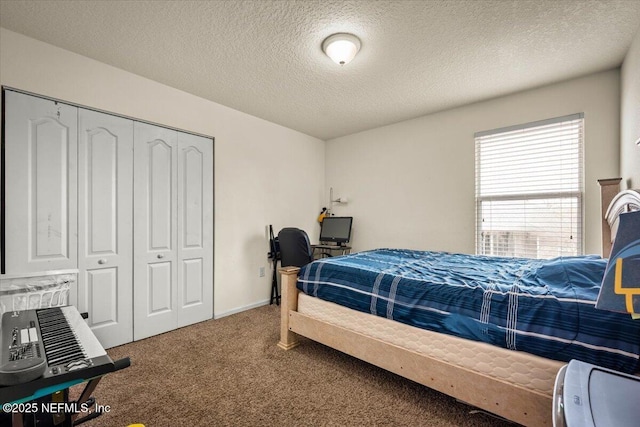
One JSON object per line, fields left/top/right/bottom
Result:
{"left": 621, "top": 28, "right": 640, "bottom": 189}
{"left": 0, "top": 28, "right": 325, "bottom": 317}
{"left": 326, "top": 70, "right": 620, "bottom": 256}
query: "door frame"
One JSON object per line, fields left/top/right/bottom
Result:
{"left": 1, "top": 86, "right": 216, "bottom": 346}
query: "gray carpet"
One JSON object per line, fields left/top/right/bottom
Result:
{"left": 76, "top": 304, "right": 514, "bottom": 426}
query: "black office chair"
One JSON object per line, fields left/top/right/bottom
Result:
{"left": 278, "top": 227, "right": 314, "bottom": 268}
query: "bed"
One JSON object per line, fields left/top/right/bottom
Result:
{"left": 277, "top": 179, "right": 640, "bottom": 426}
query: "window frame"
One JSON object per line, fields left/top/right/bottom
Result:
{"left": 474, "top": 113, "right": 585, "bottom": 258}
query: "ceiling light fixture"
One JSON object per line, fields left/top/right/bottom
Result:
{"left": 322, "top": 33, "right": 361, "bottom": 66}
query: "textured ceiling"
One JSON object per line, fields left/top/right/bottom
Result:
{"left": 1, "top": 0, "right": 639, "bottom": 140}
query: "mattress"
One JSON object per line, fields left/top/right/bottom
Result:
{"left": 297, "top": 249, "right": 640, "bottom": 373}
{"left": 298, "top": 292, "right": 564, "bottom": 396}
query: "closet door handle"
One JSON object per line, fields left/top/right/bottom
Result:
{"left": 98, "top": 259, "right": 107, "bottom": 265}
{"left": 157, "top": 254, "right": 164, "bottom": 259}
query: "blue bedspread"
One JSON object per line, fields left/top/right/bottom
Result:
{"left": 297, "top": 249, "right": 640, "bottom": 373}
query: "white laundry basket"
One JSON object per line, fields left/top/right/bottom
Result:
{"left": 0, "top": 269, "right": 76, "bottom": 316}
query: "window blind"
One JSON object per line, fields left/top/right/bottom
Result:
{"left": 475, "top": 114, "right": 584, "bottom": 259}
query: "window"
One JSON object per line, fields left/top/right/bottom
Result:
{"left": 475, "top": 114, "right": 584, "bottom": 259}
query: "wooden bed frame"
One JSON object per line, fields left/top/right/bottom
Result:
{"left": 278, "top": 179, "right": 640, "bottom": 426}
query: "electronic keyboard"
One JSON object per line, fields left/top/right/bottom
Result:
{"left": 0, "top": 306, "right": 116, "bottom": 404}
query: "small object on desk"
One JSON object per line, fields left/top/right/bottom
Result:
{"left": 553, "top": 359, "right": 640, "bottom": 427}
{"left": 317, "top": 207, "right": 328, "bottom": 223}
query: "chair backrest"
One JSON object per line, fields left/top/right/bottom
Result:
{"left": 278, "top": 227, "right": 313, "bottom": 268}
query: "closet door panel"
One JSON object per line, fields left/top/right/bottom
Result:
{"left": 4, "top": 90, "right": 214, "bottom": 346}
{"left": 33, "top": 122, "right": 68, "bottom": 258}
{"left": 182, "top": 258, "right": 203, "bottom": 306}
{"left": 86, "top": 268, "right": 118, "bottom": 324}
{"left": 177, "top": 132, "right": 213, "bottom": 327}
{"left": 78, "top": 108, "right": 133, "bottom": 348}
{"left": 134, "top": 122, "right": 178, "bottom": 340}
{"left": 149, "top": 140, "right": 173, "bottom": 250}
{"left": 4, "top": 91, "right": 77, "bottom": 273}
{"left": 149, "top": 262, "right": 172, "bottom": 313}
{"left": 182, "top": 147, "right": 204, "bottom": 247}
{"left": 86, "top": 129, "right": 116, "bottom": 252}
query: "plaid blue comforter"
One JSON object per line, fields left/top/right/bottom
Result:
{"left": 297, "top": 249, "right": 640, "bottom": 373}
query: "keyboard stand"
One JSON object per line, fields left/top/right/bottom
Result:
{"left": 8, "top": 357, "right": 130, "bottom": 427}
{"left": 71, "top": 357, "right": 130, "bottom": 425}
{"left": 269, "top": 257, "right": 280, "bottom": 306}
{"left": 268, "top": 224, "right": 281, "bottom": 306}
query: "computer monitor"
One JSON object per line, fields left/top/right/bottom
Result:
{"left": 319, "top": 216, "right": 353, "bottom": 245}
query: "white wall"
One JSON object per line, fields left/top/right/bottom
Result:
{"left": 326, "top": 70, "right": 620, "bottom": 256}
{"left": 0, "top": 28, "right": 325, "bottom": 317}
{"left": 621, "top": 28, "right": 640, "bottom": 189}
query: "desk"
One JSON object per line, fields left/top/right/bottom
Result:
{"left": 311, "top": 244, "right": 351, "bottom": 259}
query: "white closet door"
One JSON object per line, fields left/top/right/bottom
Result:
{"left": 4, "top": 91, "right": 78, "bottom": 274}
{"left": 177, "top": 132, "right": 213, "bottom": 327}
{"left": 133, "top": 122, "right": 178, "bottom": 340}
{"left": 78, "top": 109, "right": 133, "bottom": 348}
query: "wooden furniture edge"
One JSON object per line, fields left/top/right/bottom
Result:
{"left": 277, "top": 266, "right": 300, "bottom": 350}
{"left": 598, "top": 178, "right": 622, "bottom": 257}
{"left": 289, "top": 310, "right": 551, "bottom": 426}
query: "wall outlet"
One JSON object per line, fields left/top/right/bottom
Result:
{"left": 259, "top": 266, "right": 265, "bottom": 277}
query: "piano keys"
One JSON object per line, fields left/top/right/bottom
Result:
{"left": 0, "top": 306, "right": 116, "bottom": 404}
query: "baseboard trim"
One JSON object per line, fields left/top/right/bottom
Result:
{"left": 214, "top": 298, "right": 270, "bottom": 319}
